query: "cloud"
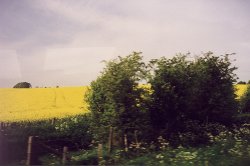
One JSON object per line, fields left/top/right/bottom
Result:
{"left": 44, "top": 47, "right": 116, "bottom": 75}
{"left": 0, "top": 49, "right": 21, "bottom": 79}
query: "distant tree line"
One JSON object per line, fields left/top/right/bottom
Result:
{"left": 237, "top": 80, "right": 250, "bottom": 84}
{"left": 13, "top": 83, "right": 60, "bottom": 88}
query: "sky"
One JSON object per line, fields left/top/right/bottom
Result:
{"left": 0, "top": 0, "right": 250, "bottom": 87}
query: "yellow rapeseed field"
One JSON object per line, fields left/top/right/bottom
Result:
{"left": 0, "top": 85, "right": 248, "bottom": 122}
{"left": 0, "top": 87, "right": 89, "bottom": 122}
{"left": 235, "top": 84, "right": 248, "bottom": 99}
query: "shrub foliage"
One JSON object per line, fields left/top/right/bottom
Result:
{"left": 86, "top": 52, "right": 150, "bottom": 142}
{"left": 149, "top": 52, "right": 238, "bottom": 133}
{"left": 240, "top": 85, "right": 250, "bottom": 113}
{"left": 87, "top": 51, "right": 239, "bottom": 142}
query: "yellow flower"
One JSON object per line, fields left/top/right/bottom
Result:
{"left": 0, "top": 87, "right": 89, "bottom": 122}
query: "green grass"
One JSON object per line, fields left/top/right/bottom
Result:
{"left": 56, "top": 124, "right": 250, "bottom": 166}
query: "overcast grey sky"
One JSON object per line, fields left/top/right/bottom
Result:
{"left": 0, "top": 0, "right": 249, "bottom": 87}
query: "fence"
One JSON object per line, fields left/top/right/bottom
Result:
{"left": 24, "top": 126, "right": 138, "bottom": 165}
{"left": 0, "top": 121, "right": 139, "bottom": 165}
{"left": 24, "top": 126, "right": 116, "bottom": 165}
{"left": 0, "top": 122, "right": 11, "bottom": 130}
{"left": 26, "top": 136, "right": 71, "bottom": 165}
{"left": 0, "top": 120, "right": 69, "bottom": 165}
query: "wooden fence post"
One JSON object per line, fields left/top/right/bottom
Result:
{"left": 4, "top": 123, "right": 8, "bottom": 129}
{"left": 0, "top": 131, "right": 4, "bottom": 164}
{"left": 108, "top": 127, "right": 113, "bottom": 154}
{"left": 134, "top": 130, "right": 139, "bottom": 148}
{"left": 0, "top": 122, "right": 5, "bottom": 131}
{"left": 62, "top": 146, "right": 68, "bottom": 165}
{"left": 51, "top": 118, "right": 56, "bottom": 125}
{"left": 206, "top": 116, "right": 208, "bottom": 127}
{"left": 124, "top": 134, "right": 128, "bottom": 152}
{"left": 97, "top": 144, "right": 103, "bottom": 165}
{"left": 26, "top": 136, "right": 38, "bottom": 165}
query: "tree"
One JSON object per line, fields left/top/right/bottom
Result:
{"left": 86, "top": 52, "right": 150, "bottom": 142}
{"left": 13, "top": 82, "right": 32, "bottom": 88}
{"left": 149, "top": 52, "right": 238, "bottom": 133}
{"left": 189, "top": 52, "right": 238, "bottom": 124}
{"left": 149, "top": 54, "right": 192, "bottom": 132}
{"left": 237, "top": 81, "right": 246, "bottom": 84}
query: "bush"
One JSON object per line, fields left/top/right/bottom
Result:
{"left": 86, "top": 52, "right": 151, "bottom": 142}
{"left": 238, "top": 81, "right": 247, "bottom": 84}
{"left": 188, "top": 52, "right": 238, "bottom": 124}
{"left": 235, "top": 113, "right": 250, "bottom": 124}
{"left": 239, "top": 85, "right": 250, "bottom": 113}
{"left": 149, "top": 52, "right": 238, "bottom": 134}
{"left": 5, "top": 115, "right": 92, "bottom": 149}
{"left": 13, "top": 82, "right": 32, "bottom": 88}
{"left": 1, "top": 115, "right": 92, "bottom": 164}
{"left": 149, "top": 54, "right": 192, "bottom": 132}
